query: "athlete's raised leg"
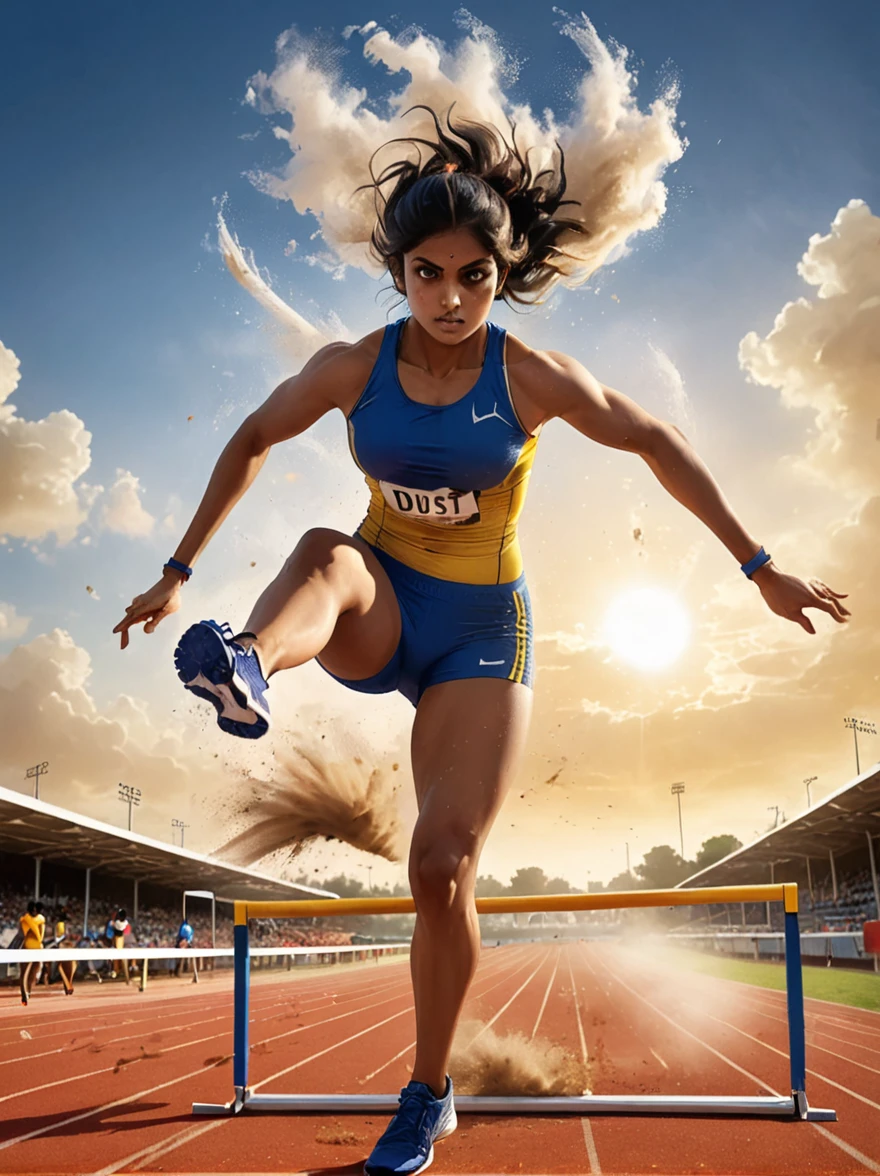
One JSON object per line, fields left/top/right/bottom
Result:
{"left": 241, "top": 529, "right": 400, "bottom": 680}
{"left": 174, "top": 529, "right": 401, "bottom": 737}
{"left": 408, "top": 677, "right": 532, "bottom": 1094}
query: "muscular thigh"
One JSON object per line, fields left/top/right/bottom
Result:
{"left": 409, "top": 677, "right": 533, "bottom": 855}
{"left": 314, "top": 532, "right": 402, "bottom": 682}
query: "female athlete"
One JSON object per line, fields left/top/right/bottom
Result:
{"left": 114, "top": 110, "right": 849, "bottom": 1174}
{"left": 18, "top": 900, "right": 45, "bottom": 1006}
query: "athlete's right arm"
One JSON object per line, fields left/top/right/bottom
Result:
{"left": 113, "top": 343, "right": 359, "bottom": 649}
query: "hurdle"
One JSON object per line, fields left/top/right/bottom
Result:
{"left": 192, "top": 883, "right": 836, "bottom": 1121}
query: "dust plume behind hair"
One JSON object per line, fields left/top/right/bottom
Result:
{"left": 450, "top": 1019, "right": 590, "bottom": 1096}
{"left": 245, "top": 13, "right": 684, "bottom": 290}
{"left": 214, "top": 741, "right": 406, "bottom": 867}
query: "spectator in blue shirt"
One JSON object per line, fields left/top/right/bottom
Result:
{"left": 175, "top": 918, "right": 194, "bottom": 976}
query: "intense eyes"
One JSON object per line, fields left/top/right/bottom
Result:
{"left": 415, "top": 265, "right": 489, "bottom": 283}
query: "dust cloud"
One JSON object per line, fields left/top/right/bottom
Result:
{"left": 214, "top": 742, "right": 406, "bottom": 866}
{"left": 450, "top": 1019, "right": 590, "bottom": 1096}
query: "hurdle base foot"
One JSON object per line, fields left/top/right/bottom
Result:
{"left": 804, "top": 1107, "right": 837, "bottom": 1122}
{"left": 192, "top": 1102, "right": 235, "bottom": 1116}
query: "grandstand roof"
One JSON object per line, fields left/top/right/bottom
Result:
{"left": 0, "top": 785, "right": 337, "bottom": 902}
{"left": 680, "top": 764, "right": 880, "bottom": 888}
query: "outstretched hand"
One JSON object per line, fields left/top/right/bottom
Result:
{"left": 753, "top": 566, "right": 850, "bottom": 634}
{"left": 113, "top": 574, "right": 183, "bottom": 650}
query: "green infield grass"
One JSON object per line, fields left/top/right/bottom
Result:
{"left": 665, "top": 947, "right": 880, "bottom": 1012}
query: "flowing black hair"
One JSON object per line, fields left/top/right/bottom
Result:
{"left": 358, "top": 105, "right": 590, "bottom": 307}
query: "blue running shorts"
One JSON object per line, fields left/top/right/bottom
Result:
{"left": 319, "top": 546, "right": 533, "bottom": 707}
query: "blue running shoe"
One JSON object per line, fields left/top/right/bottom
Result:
{"left": 364, "top": 1077, "right": 456, "bottom": 1176}
{"left": 174, "top": 620, "right": 270, "bottom": 739}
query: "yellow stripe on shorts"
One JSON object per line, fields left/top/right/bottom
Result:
{"left": 508, "top": 590, "right": 527, "bottom": 684}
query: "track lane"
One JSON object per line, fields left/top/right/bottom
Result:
{"left": 0, "top": 947, "right": 527, "bottom": 1172}
{"left": 126, "top": 944, "right": 540, "bottom": 1174}
{"left": 597, "top": 943, "right": 880, "bottom": 1173}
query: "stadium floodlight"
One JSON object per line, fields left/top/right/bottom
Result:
{"left": 117, "top": 782, "right": 141, "bottom": 831}
{"left": 844, "top": 716, "right": 877, "bottom": 776}
{"left": 172, "top": 817, "right": 190, "bottom": 847}
{"left": 192, "top": 884, "right": 836, "bottom": 1123}
{"left": 25, "top": 761, "right": 49, "bottom": 801}
{"left": 670, "top": 782, "right": 685, "bottom": 858}
{"left": 803, "top": 776, "right": 817, "bottom": 809}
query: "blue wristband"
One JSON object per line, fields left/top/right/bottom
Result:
{"left": 164, "top": 557, "right": 193, "bottom": 580}
{"left": 740, "top": 547, "right": 771, "bottom": 579}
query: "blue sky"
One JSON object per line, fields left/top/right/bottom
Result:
{"left": 1, "top": 1, "right": 878, "bottom": 879}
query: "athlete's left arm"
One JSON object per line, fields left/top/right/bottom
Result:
{"left": 529, "top": 350, "right": 850, "bottom": 634}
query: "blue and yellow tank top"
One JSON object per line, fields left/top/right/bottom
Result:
{"left": 348, "top": 318, "right": 538, "bottom": 585}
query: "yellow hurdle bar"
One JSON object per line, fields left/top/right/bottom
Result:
{"left": 235, "top": 883, "right": 796, "bottom": 923}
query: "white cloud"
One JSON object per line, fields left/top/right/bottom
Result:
{"left": 0, "top": 340, "right": 94, "bottom": 543}
{"left": 739, "top": 199, "right": 880, "bottom": 497}
{"left": 0, "top": 601, "right": 30, "bottom": 642}
{"left": 100, "top": 469, "right": 155, "bottom": 537}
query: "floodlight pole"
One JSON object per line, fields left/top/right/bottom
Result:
{"left": 25, "top": 761, "right": 49, "bottom": 801}
{"left": 172, "top": 818, "right": 190, "bottom": 848}
{"left": 844, "top": 717, "right": 877, "bottom": 776}
{"left": 118, "top": 782, "right": 141, "bottom": 831}
{"left": 803, "top": 777, "right": 817, "bottom": 809}
{"left": 671, "top": 783, "right": 685, "bottom": 859}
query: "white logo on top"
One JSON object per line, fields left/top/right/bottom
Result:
{"left": 472, "top": 402, "right": 512, "bottom": 427}
{"left": 479, "top": 658, "right": 505, "bottom": 666}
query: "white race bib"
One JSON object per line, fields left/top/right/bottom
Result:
{"left": 380, "top": 481, "right": 481, "bottom": 525}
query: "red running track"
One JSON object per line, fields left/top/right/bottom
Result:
{"left": 1, "top": 942, "right": 879, "bottom": 1175}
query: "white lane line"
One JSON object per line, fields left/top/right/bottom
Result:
{"left": 252, "top": 1006, "right": 413, "bottom": 1090}
{"left": 649, "top": 1047, "right": 668, "bottom": 1070}
{"left": 468, "top": 949, "right": 549, "bottom": 1043}
{"left": 90, "top": 1122, "right": 225, "bottom": 1176}
{"left": 700, "top": 1011, "right": 880, "bottom": 1111}
{"left": 595, "top": 950, "right": 880, "bottom": 1174}
{"left": 810, "top": 1126, "right": 880, "bottom": 1174}
{"left": 568, "top": 948, "right": 600, "bottom": 1176}
{"left": 0, "top": 1060, "right": 212, "bottom": 1153}
{"left": 531, "top": 949, "right": 560, "bottom": 1040}
{"left": 581, "top": 1119, "right": 602, "bottom": 1175}
{"left": 565, "top": 950, "right": 588, "bottom": 1067}
{"left": 736, "top": 1003, "right": 880, "bottom": 1061}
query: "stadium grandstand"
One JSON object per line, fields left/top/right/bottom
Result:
{"left": 675, "top": 764, "right": 880, "bottom": 969}
{"left": 0, "top": 783, "right": 350, "bottom": 983}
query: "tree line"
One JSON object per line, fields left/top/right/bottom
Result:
{"left": 294, "top": 834, "right": 742, "bottom": 902}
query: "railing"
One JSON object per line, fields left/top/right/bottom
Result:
{"left": 0, "top": 943, "right": 409, "bottom": 991}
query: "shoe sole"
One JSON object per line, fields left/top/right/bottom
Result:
{"left": 174, "top": 623, "right": 269, "bottom": 739}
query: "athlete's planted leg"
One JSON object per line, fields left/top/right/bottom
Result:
{"left": 365, "top": 677, "right": 532, "bottom": 1174}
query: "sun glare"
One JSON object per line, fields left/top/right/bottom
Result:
{"left": 601, "top": 587, "right": 691, "bottom": 671}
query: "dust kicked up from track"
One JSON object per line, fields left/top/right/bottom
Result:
{"left": 215, "top": 742, "right": 406, "bottom": 866}
{"left": 450, "top": 1020, "right": 590, "bottom": 1097}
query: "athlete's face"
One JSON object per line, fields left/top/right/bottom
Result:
{"left": 397, "top": 228, "right": 506, "bottom": 343}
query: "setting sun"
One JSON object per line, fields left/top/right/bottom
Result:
{"left": 601, "top": 586, "right": 691, "bottom": 671}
